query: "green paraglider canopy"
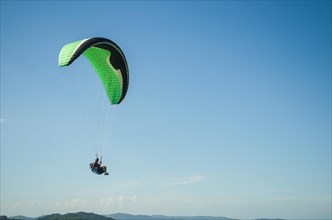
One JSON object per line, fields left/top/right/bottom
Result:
{"left": 58, "top": 37, "right": 129, "bottom": 105}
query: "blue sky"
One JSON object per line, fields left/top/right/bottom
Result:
{"left": 0, "top": 1, "right": 331, "bottom": 219}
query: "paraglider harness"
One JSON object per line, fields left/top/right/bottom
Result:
{"left": 90, "top": 156, "right": 104, "bottom": 175}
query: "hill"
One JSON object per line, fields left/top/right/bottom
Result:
{"left": 37, "top": 212, "right": 114, "bottom": 220}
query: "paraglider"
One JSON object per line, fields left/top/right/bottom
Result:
{"left": 90, "top": 156, "right": 109, "bottom": 175}
{"left": 58, "top": 37, "right": 129, "bottom": 105}
{"left": 58, "top": 37, "right": 129, "bottom": 176}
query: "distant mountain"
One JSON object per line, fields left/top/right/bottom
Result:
{"left": 3, "top": 212, "right": 239, "bottom": 220}
{"left": 256, "top": 219, "right": 286, "bottom": 220}
{"left": 2, "top": 216, "right": 35, "bottom": 220}
{"left": 37, "top": 212, "right": 114, "bottom": 220}
{"left": 109, "top": 214, "right": 153, "bottom": 220}
{"left": 1, "top": 216, "right": 31, "bottom": 220}
{"left": 9, "top": 216, "right": 36, "bottom": 220}
{"left": 1, "top": 213, "right": 288, "bottom": 220}
{"left": 108, "top": 213, "right": 235, "bottom": 220}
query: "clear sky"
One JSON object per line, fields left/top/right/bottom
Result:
{"left": 1, "top": 1, "right": 331, "bottom": 219}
